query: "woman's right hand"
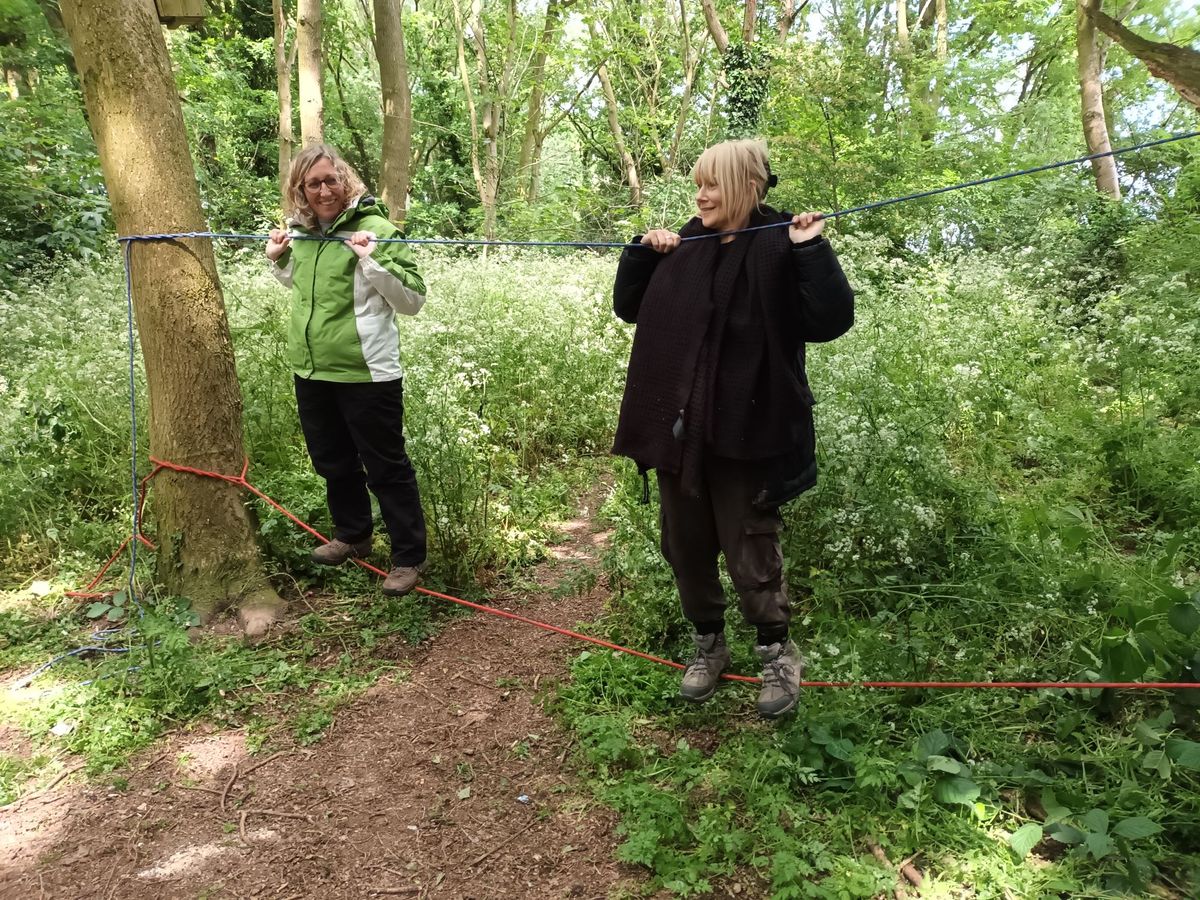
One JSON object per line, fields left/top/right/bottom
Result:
{"left": 640, "top": 229, "right": 681, "bottom": 254}
{"left": 266, "top": 228, "right": 291, "bottom": 261}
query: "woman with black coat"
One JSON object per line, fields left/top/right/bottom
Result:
{"left": 612, "top": 138, "right": 855, "bottom": 717}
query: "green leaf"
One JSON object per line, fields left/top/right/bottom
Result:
{"left": 1009, "top": 823, "right": 1043, "bottom": 858}
{"left": 1040, "top": 789, "right": 1071, "bottom": 823}
{"left": 926, "top": 755, "right": 969, "bottom": 776}
{"left": 1167, "top": 603, "right": 1200, "bottom": 636}
{"left": 456, "top": 786, "right": 471, "bottom": 800}
{"left": 1081, "top": 808, "right": 1109, "bottom": 835}
{"left": 1165, "top": 738, "right": 1200, "bottom": 771}
{"left": 824, "top": 738, "right": 854, "bottom": 761}
{"left": 1047, "top": 823, "right": 1085, "bottom": 845}
{"left": 897, "top": 761, "right": 925, "bottom": 787}
{"left": 1111, "top": 817, "right": 1162, "bottom": 840}
{"left": 1133, "top": 721, "right": 1162, "bottom": 746}
{"left": 932, "top": 776, "right": 980, "bottom": 806}
{"left": 1141, "top": 749, "right": 1171, "bottom": 779}
{"left": 915, "top": 729, "right": 950, "bottom": 761}
{"left": 808, "top": 725, "right": 834, "bottom": 745}
{"left": 1050, "top": 505, "right": 1086, "bottom": 526}
{"left": 1154, "top": 533, "right": 1187, "bottom": 574}
{"left": 1085, "top": 832, "right": 1114, "bottom": 859}
{"left": 1060, "top": 525, "right": 1089, "bottom": 551}
{"left": 85, "top": 602, "right": 109, "bottom": 619}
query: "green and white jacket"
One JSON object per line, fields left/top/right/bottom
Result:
{"left": 271, "top": 195, "right": 426, "bottom": 383}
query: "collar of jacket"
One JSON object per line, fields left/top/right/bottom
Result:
{"left": 676, "top": 203, "right": 779, "bottom": 242}
{"left": 289, "top": 193, "right": 389, "bottom": 234}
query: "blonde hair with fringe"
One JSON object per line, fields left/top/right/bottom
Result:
{"left": 284, "top": 144, "right": 367, "bottom": 228}
{"left": 691, "top": 139, "right": 770, "bottom": 228}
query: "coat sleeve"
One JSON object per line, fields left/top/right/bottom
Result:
{"left": 612, "top": 237, "right": 665, "bottom": 324}
{"left": 790, "top": 237, "right": 854, "bottom": 343}
{"left": 270, "top": 248, "right": 294, "bottom": 289}
{"left": 359, "top": 217, "right": 427, "bottom": 316}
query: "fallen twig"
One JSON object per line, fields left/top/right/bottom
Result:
{"left": 468, "top": 817, "right": 534, "bottom": 868}
{"left": 38, "top": 765, "right": 84, "bottom": 799}
{"left": 220, "top": 750, "right": 293, "bottom": 811}
{"left": 138, "top": 750, "right": 171, "bottom": 771}
{"left": 0, "top": 764, "right": 85, "bottom": 812}
{"left": 243, "top": 808, "right": 313, "bottom": 821}
{"left": 868, "top": 840, "right": 924, "bottom": 897}
{"left": 899, "top": 855, "right": 924, "bottom": 888}
{"left": 175, "top": 781, "right": 229, "bottom": 797}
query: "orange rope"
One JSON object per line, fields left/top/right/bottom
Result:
{"left": 69, "top": 457, "right": 1200, "bottom": 691}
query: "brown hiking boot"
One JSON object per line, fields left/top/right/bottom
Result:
{"left": 311, "top": 538, "right": 373, "bottom": 566}
{"left": 382, "top": 563, "right": 425, "bottom": 597}
{"left": 755, "top": 640, "right": 805, "bottom": 718}
{"left": 679, "top": 632, "right": 730, "bottom": 703}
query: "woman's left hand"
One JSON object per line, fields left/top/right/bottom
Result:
{"left": 788, "top": 212, "right": 825, "bottom": 244}
{"left": 346, "top": 231, "right": 377, "bottom": 258}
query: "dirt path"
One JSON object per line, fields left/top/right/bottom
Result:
{"left": 0, "top": 496, "right": 644, "bottom": 899}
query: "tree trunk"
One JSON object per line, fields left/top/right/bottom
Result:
{"left": 1087, "top": 5, "right": 1200, "bottom": 112}
{"left": 518, "top": 0, "right": 564, "bottom": 201}
{"left": 779, "top": 0, "right": 808, "bottom": 42}
{"left": 1077, "top": 0, "right": 1121, "bottom": 198}
{"left": 58, "top": 0, "right": 284, "bottom": 633}
{"left": 700, "top": 0, "right": 729, "bottom": 54}
{"left": 297, "top": 0, "right": 324, "bottom": 145}
{"left": 935, "top": 0, "right": 947, "bottom": 61}
{"left": 896, "top": 0, "right": 908, "bottom": 53}
{"left": 373, "top": 0, "right": 413, "bottom": 223}
{"left": 332, "top": 48, "right": 373, "bottom": 183}
{"left": 273, "top": 0, "right": 294, "bottom": 205}
{"left": 467, "top": 0, "right": 502, "bottom": 240}
{"left": 741, "top": 0, "right": 757, "bottom": 44}
{"left": 667, "top": 0, "right": 703, "bottom": 175}
{"left": 451, "top": 0, "right": 485, "bottom": 215}
{"left": 590, "top": 22, "right": 641, "bottom": 208}
{"left": 914, "top": 0, "right": 937, "bottom": 141}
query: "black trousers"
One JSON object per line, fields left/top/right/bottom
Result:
{"left": 295, "top": 375, "right": 427, "bottom": 567}
{"left": 657, "top": 454, "right": 790, "bottom": 641}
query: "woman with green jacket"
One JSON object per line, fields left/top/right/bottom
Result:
{"left": 265, "top": 144, "right": 427, "bottom": 596}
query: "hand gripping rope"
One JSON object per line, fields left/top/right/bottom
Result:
{"left": 62, "top": 130, "right": 1200, "bottom": 692}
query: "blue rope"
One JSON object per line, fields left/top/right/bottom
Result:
{"left": 14, "top": 645, "right": 132, "bottom": 689}
{"left": 123, "top": 241, "right": 141, "bottom": 614}
{"left": 117, "top": 130, "right": 1200, "bottom": 248}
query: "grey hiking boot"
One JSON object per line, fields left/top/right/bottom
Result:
{"left": 679, "top": 632, "right": 731, "bottom": 703}
{"left": 755, "top": 640, "right": 805, "bottom": 718}
{"left": 311, "top": 537, "right": 373, "bottom": 566}
{"left": 382, "top": 563, "right": 425, "bottom": 597}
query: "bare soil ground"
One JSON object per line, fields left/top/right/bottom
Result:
{"left": 0, "top": 496, "right": 646, "bottom": 899}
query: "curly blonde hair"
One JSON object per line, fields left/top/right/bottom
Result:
{"left": 284, "top": 144, "right": 368, "bottom": 229}
{"left": 691, "top": 139, "right": 771, "bottom": 228}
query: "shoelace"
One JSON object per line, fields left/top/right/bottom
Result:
{"left": 762, "top": 657, "right": 799, "bottom": 690}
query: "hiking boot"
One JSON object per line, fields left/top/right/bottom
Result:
{"left": 311, "top": 537, "right": 373, "bottom": 566}
{"left": 679, "top": 632, "right": 731, "bottom": 703}
{"left": 382, "top": 563, "right": 425, "bottom": 597}
{"left": 755, "top": 640, "right": 805, "bottom": 718}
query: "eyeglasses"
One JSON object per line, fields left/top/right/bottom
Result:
{"left": 303, "top": 176, "right": 341, "bottom": 193}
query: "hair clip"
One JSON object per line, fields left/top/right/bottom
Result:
{"left": 763, "top": 164, "right": 779, "bottom": 197}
